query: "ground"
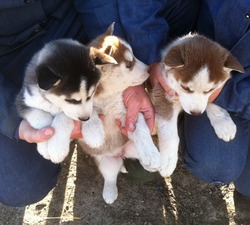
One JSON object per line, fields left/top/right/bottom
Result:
{"left": 1, "top": 140, "right": 250, "bottom": 225}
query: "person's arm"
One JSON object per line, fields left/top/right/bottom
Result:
{"left": 117, "top": 0, "right": 169, "bottom": 65}
{"left": 74, "top": 0, "right": 169, "bottom": 64}
{"left": 213, "top": 68, "right": 250, "bottom": 120}
{"left": 0, "top": 73, "right": 22, "bottom": 140}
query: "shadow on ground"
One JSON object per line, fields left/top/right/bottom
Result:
{"left": 1, "top": 140, "right": 250, "bottom": 225}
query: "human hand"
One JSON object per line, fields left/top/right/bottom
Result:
{"left": 209, "top": 87, "right": 223, "bottom": 102}
{"left": 19, "top": 119, "right": 83, "bottom": 143}
{"left": 149, "top": 62, "right": 175, "bottom": 96}
{"left": 123, "top": 85, "right": 155, "bottom": 133}
{"left": 19, "top": 119, "right": 55, "bottom": 143}
{"left": 71, "top": 120, "right": 83, "bottom": 139}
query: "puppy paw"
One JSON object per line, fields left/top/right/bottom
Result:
{"left": 102, "top": 181, "right": 118, "bottom": 204}
{"left": 82, "top": 128, "right": 105, "bottom": 148}
{"left": 159, "top": 152, "right": 178, "bottom": 177}
{"left": 47, "top": 141, "right": 70, "bottom": 163}
{"left": 207, "top": 103, "right": 237, "bottom": 142}
{"left": 37, "top": 142, "right": 50, "bottom": 160}
{"left": 46, "top": 134, "right": 71, "bottom": 163}
{"left": 47, "top": 113, "right": 73, "bottom": 163}
{"left": 139, "top": 144, "right": 161, "bottom": 172}
{"left": 212, "top": 119, "right": 236, "bottom": 142}
{"left": 82, "top": 115, "right": 105, "bottom": 148}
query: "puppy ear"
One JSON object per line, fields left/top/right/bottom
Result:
{"left": 104, "top": 22, "right": 115, "bottom": 36}
{"left": 103, "top": 45, "right": 113, "bottom": 56}
{"left": 87, "top": 23, "right": 115, "bottom": 49}
{"left": 224, "top": 53, "right": 245, "bottom": 73}
{"left": 36, "top": 65, "right": 61, "bottom": 90}
{"left": 90, "top": 47, "right": 117, "bottom": 65}
{"left": 163, "top": 45, "right": 184, "bottom": 68}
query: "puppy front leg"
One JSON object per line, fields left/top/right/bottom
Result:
{"left": 157, "top": 107, "right": 181, "bottom": 177}
{"left": 128, "top": 113, "right": 161, "bottom": 172}
{"left": 206, "top": 103, "right": 236, "bottom": 142}
{"left": 95, "top": 155, "right": 123, "bottom": 204}
{"left": 47, "top": 113, "right": 74, "bottom": 163}
{"left": 25, "top": 108, "right": 53, "bottom": 160}
{"left": 81, "top": 110, "right": 105, "bottom": 148}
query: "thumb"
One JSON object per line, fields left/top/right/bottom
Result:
{"left": 32, "top": 128, "right": 54, "bottom": 143}
{"left": 19, "top": 120, "right": 54, "bottom": 143}
{"left": 125, "top": 104, "right": 139, "bottom": 132}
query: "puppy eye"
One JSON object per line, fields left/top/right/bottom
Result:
{"left": 86, "top": 96, "right": 91, "bottom": 101}
{"left": 126, "top": 61, "right": 132, "bottom": 69}
{"left": 203, "top": 88, "right": 215, "bottom": 94}
{"left": 65, "top": 99, "right": 81, "bottom": 104}
{"left": 181, "top": 85, "right": 193, "bottom": 93}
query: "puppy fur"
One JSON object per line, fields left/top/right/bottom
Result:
{"left": 16, "top": 39, "right": 117, "bottom": 163}
{"left": 78, "top": 23, "right": 161, "bottom": 204}
{"left": 152, "top": 33, "right": 244, "bottom": 177}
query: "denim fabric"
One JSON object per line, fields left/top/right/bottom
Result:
{"left": 180, "top": 113, "right": 250, "bottom": 196}
{"left": 0, "top": 133, "right": 61, "bottom": 207}
{"left": 0, "top": 1, "right": 84, "bottom": 206}
{"left": 196, "top": 0, "right": 250, "bottom": 120}
{"left": 0, "top": 0, "right": 84, "bottom": 139}
{"left": 74, "top": 0, "right": 200, "bottom": 64}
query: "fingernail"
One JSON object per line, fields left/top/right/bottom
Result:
{"left": 128, "top": 122, "right": 135, "bottom": 131}
{"left": 44, "top": 129, "right": 53, "bottom": 136}
{"left": 169, "top": 90, "right": 175, "bottom": 96}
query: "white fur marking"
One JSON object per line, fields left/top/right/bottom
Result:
{"left": 124, "top": 50, "right": 133, "bottom": 62}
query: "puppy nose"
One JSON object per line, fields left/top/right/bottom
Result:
{"left": 78, "top": 116, "right": 90, "bottom": 121}
{"left": 190, "top": 110, "right": 201, "bottom": 116}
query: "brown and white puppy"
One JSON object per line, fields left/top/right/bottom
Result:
{"left": 152, "top": 33, "right": 244, "bottom": 177}
{"left": 78, "top": 23, "right": 161, "bottom": 204}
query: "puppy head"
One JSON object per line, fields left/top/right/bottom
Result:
{"left": 34, "top": 39, "right": 117, "bottom": 120}
{"left": 162, "top": 34, "right": 244, "bottom": 115}
{"left": 88, "top": 23, "right": 149, "bottom": 95}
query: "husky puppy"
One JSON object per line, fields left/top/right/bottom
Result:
{"left": 152, "top": 33, "right": 245, "bottom": 177}
{"left": 78, "top": 24, "right": 161, "bottom": 204}
{"left": 16, "top": 39, "right": 117, "bottom": 163}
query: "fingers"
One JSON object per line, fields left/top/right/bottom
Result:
{"left": 115, "top": 119, "right": 128, "bottom": 136}
{"left": 19, "top": 120, "right": 54, "bottom": 143}
{"left": 149, "top": 62, "right": 175, "bottom": 96}
{"left": 123, "top": 85, "right": 155, "bottom": 133}
{"left": 125, "top": 101, "right": 139, "bottom": 132}
{"left": 158, "top": 74, "right": 175, "bottom": 96}
{"left": 71, "top": 120, "right": 83, "bottom": 139}
{"left": 142, "top": 106, "right": 155, "bottom": 133}
{"left": 209, "top": 87, "right": 223, "bottom": 102}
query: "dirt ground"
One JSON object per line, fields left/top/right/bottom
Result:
{"left": 1, "top": 139, "right": 250, "bottom": 225}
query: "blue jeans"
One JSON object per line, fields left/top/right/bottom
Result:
{"left": 180, "top": 113, "right": 250, "bottom": 196}
{"left": 0, "top": 134, "right": 61, "bottom": 207}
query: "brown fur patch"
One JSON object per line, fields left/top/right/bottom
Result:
{"left": 163, "top": 35, "right": 244, "bottom": 84}
{"left": 151, "top": 84, "right": 177, "bottom": 120}
{"left": 89, "top": 35, "right": 135, "bottom": 71}
{"left": 95, "top": 83, "right": 104, "bottom": 96}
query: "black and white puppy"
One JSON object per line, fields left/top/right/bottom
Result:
{"left": 16, "top": 39, "right": 117, "bottom": 163}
